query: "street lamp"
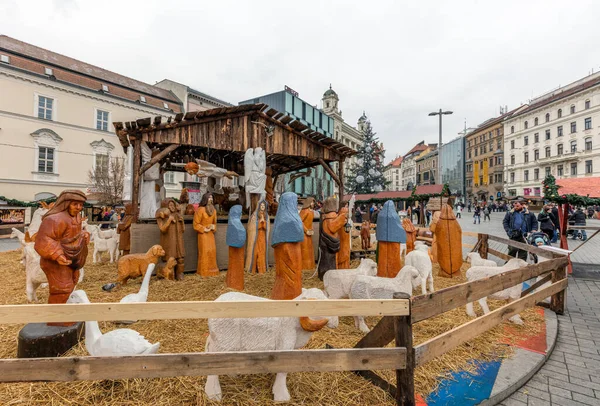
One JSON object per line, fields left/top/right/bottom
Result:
{"left": 428, "top": 109, "right": 453, "bottom": 185}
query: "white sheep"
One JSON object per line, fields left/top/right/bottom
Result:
{"left": 323, "top": 258, "right": 378, "bottom": 299}
{"left": 11, "top": 228, "right": 27, "bottom": 264}
{"left": 90, "top": 227, "right": 120, "bottom": 263}
{"left": 349, "top": 265, "right": 422, "bottom": 333}
{"left": 405, "top": 246, "right": 434, "bottom": 295}
{"left": 466, "top": 252, "right": 498, "bottom": 267}
{"left": 204, "top": 288, "right": 338, "bottom": 402}
{"left": 465, "top": 258, "right": 528, "bottom": 325}
{"left": 27, "top": 206, "right": 48, "bottom": 238}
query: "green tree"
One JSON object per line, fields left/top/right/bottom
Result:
{"left": 345, "top": 121, "right": 389, "bottom": 194}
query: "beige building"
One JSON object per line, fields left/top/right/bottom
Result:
{"left": 384, "top": 156, "right": 403, "bottom": 191}
{"left": 0, "top": 35, "right": 183, "bottom": 202}
{"left": 416, "top": 149, "right": 438, "bottom": 186}
{"left": 400, "top": 141, "right": 437, "bottom": 190}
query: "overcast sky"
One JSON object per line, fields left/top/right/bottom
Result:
{"left": 2, "top": 0, "right": 599, "bottom": 162}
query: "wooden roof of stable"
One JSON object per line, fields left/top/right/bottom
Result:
{"left": 343, "top": 184, "right": 445, "bottom": 202}
{"left": 113, "top": 103, "right": 355, "bottom": 176}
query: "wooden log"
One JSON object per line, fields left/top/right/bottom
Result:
{"left": 414, "top": 279, "right": 568, "bottom": 366}
{"left": 0, "top": 347, "right": 407, "bottom": 383}
{"left": 487, "top": 234, "right": 564, "bottom": 258}
{"left": 520, "top": 272, "right": 553, "bottom": 298}
{"left": 478, "top": 233, "right": 489, "bottom": 259}
{"left": 410, "top": 256, "right": 569, "bottom": 323}
{"left": 355, "top": 316, "right": 395, "bottom": 349}
{"left": 338, "top": 159, "right": 345, "bottom": 202}
{"left": 317, "top": 158, "right": 341, "bottom": 187}
{"left": 462, "top": 231, "right": 479, "bottom": 237}
{"left": 0, "top": 299, "right": 410, "bottom": 325}
{"left": 551, "top": 266, "right": 567, "bottom": 315}
{"left": 487, "top": 248, "right": 513, "bottom": 261}
{"left": 138, "top": 144, "right": 179, "bottom": 176}
{"left": 394, "top": 292, "right": 415, "bottom": 406}
{"left": 131, "top": 138, "right": 141, "bottom": 222}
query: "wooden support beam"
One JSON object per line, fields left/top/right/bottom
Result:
{"left": 131, "top": 138, "right": 141, "bottom": 222}
{"left": 338, "top": 159, "right": 345, "bottom": 201}
{"left": 478, "top": 233, "right": 489, "bottom": 259}
{"left": 355, "top": 316, "right": 395, "bottom": 349}
{"left": 521, "top": 272, "right": 552, "bottom": 298}
{"left": 410, "top": 256, "right": 569, "bottom": 323}
{"left": 0, "top": 348, "right": 406, "bottom": 383}
{"left": 551, "top": 266, "right": 567, "bottom": 315}
{"left": 317, "top": 158, "right": 341, "bottom": 187}
{"left": 394, "top": 292, "right": 415, "bottom": 406}
{"left": 138, "top": 144, "right": 179, "bottom": 176}
{"left": 488, "top": 248, "right": 513, "bottom": 261}
{"left": 414, "top": 278, "right": 568, "bottom": 366}
{"left": 487, "top": 234, "right": 564, "bottom": 259}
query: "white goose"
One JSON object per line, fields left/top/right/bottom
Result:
{"left": 118, "top": 263, "right": 155, "bottom": 323}
{"left": 67, "top": 290, "right": 160, "bottom": 356}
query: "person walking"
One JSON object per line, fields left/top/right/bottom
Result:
{"left": 483, "top": 205, "right": 491, "bottom": 222}
{"left": 502, "top": 200, "right": 533, "bottom": 261}
{"left": 473, "top": 206, "right": 481, "bottom": 224}
{"left": 538, "top": 205, "right": 555, "bottom": 242}
{"left": 551, "top": 203, "right": 560, "bottom": 243}
{"left": 569, "top": 206, "right": 588, "bottom": 240}
{"left": 468, "top": 202, "right": 472, "bottom": 212}
{"left": 455, "top": 205, "right": 462, "bottom": 218}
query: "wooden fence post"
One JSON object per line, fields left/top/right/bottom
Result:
{"left": 550, "top": 265, "right": 567, "bottom": 315}
{"left": 478, "top": 233, "right": 489, "bottom": 259}
{"left": 394, "top": 292, "right": 415, "bottom": 406}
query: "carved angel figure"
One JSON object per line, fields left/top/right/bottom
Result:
{"left": 244, "top": 148, "right": 267, "bottom": 209}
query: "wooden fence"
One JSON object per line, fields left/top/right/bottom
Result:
{"left": 0, "top": 233, "right": 568, "bottom": 406}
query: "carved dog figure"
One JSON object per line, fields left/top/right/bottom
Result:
{"left": 116, "top": 245, "right": 165, "bottom": 285}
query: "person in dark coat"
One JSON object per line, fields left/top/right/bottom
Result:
{"left": 550, "top": 204, "right": 560, "bottom": 243}
{"left": 521, "top": 202, "right": 539, "bottom": 233}
{"left": 569, "top": 207, "right": 587, "bottom": 240}
{"left": 538, "top": 205, "right": 555, "bottom": 242}
{"left": 502, "top": 200, "right": 534, "bottom": 261}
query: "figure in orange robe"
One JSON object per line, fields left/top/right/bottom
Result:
{"left": 317, "top": 197, "right": 347, "bottom": 280}
{"left": 226, "top": 205, "right": 246, "bottom": 290}
{"left": 193, "top": 192, "right": 219, "bottom": 277}
{"left": 429, "top": 211, "right": 441, "bottom": 264}
{"left": 376, "top": 200, "right": 406, "bottom": 278}
{"left": 34, "top": 190, "right": 89, "bottom": 327}
{"left": 402, "top": 217, "right": 417, "bottom": 254}
{"left": 271, "top": 192, "right": 305, "bottom": 300}
{"left": 435, "top": 205, "right": 463, "bottom": 278}
{"left": 336, "top": 200, "right": 351, "bottom": 269}
{"left": 299, "top": 197, "right": 316, "bottom": 270}
{"left": 245, "top": 200, "right": 269, "bottom": 274}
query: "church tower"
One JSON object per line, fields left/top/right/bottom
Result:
{"left": 357, "top": 111, "right": 368, "bottom": 133}
{"left": 322, "top": 84, "right": 340, "bottom": 116}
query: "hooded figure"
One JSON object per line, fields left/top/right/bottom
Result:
{"left": 271, "top": 192, "right": 304, "bottom": 300}
{"left": 435, "top": 205, "right": 463, "bottom": 278}
{"left": 317, "top": 197, "right": 347, "bottom": 280}
{"left": 156, "top": 199, "right": 186, "bottom": 280}
{"left": 226, "top": 205, "right": 246, "bottom": 290}
{"left": 245, "top": 200, "right": 269, "bottom": 274}
{"left": 193, "top": 192, "right": 218, "bottom": 277}
{"left": 299, "top": 197, "right": 316, "bottom": 270}
{"left": 117, "top": 203, "right": 134, "bottom": 256}
{"left": 376, "top": 200, "right": 406, "bottom": 278}
{"left": 402, "top": 217, "right": 417, "bottom": 255}
{"left": 34, "top": 190, "right": 89, "bottom": 326}
{"left": 336, "top": 200, "right": 351, "bottom": 269}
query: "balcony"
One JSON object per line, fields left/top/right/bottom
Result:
{"left": 493, "top": 166, "right": 504, "bottom": 173}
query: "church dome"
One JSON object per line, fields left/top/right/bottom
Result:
{"left": 323, "top": 84, "right": 338, "bottom": 98}
{"left": 359, "top": 111, "right": 368, "bottom": 121}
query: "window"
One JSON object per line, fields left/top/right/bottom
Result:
{"left": 586, "top": 160, "right": 593, "bottom": 174}
{"left": 534, "top": 149, "right": 539, "bottom": 160}
{"left": 468, "top": 150, "right": 471, "bottom": 159}
{"left": 571, "top": 162, "right": 577, "bottom": 175}
{"left": 534, "top": 133, "right": 539, "bottom": 143}
{"left": 585, "top": 100, "right": 591, "bottom": 110}
{"left": 511, "top": 140, "right": 515, "bottom": 149}
{"left": 483, "top": 145, "right": 487, "bottom": 153}
{"left": 524, "top": 121, "right": 529, "bottom": 129}
{"left": 545, "top": 146, "right": 551, "bottom": 158}
{"left": 140, "top": 95, "right": 147, "bottom": 103}
{"left": 524, "top": 170, "right": 529, "bottom": 181}
{"left": 509, "top": 188, "right": 517, "bottom": 197}
{"left": 37, "top": 96, "right": 53, "bottom": 120}
{"left": 0, "top": 54, "right": 9, "bottom": 64}
{"left": 534, "top": 168, "right": 539, "bottom": 180}
{"left": 44, "top": 67, "right": 53, "bottom": 76}
{"left": 545, "top": 167, "right": 551, "bottom": 177}
{"left": 571, "top": 122, "right": 577, "bottom": 133}
{"left": 571, "top": 140, "right": 577, "bottom": 153}
{"left": 96, "top": 110, "right": 109, "bottom": 131}
{"left": 498, "top": 155, "right": 503, "bottom": 165}
{"left": 489, "top": 175, "right": 493, "bottom": 185}
{"left": 585, "top": 117, "right": 592, "bottom": 130}
{"left": 524, "top": 136, "right": 529, "bottom": 146}
{"left": 545, "top": 129, "right": 551, "bottom": 140}
{"left": 510, "top": 172, "right": 515, "bottom": 183}
{"left": 524, "top": 152, "right": 529, "bottom": 163}
{"left": 497, "top": 138, "right": 502, "bottom": 149}
{"left": 38, "top": 147, "right": 54, "bottom": 173}
{"left": 489, "top": 156, "right": 493, "bottom": 167}
{"left": 545, "top": 113, "right": 550, "bottom": 122}
{"left": 570, "top": 105, "right": 576, "bottom": 114}
{"left": 586, "top": 138, "right": 592, "bottom": 151}
{"left": 479, "top": 176, "right": 483, "bottom": 185}
{"left": 557, "top": 125, "right": 563, "bottom": 137}
{"left": 95, "top": 154, "right": 109, "bottom": 175}
{"left": 479, "top": 161, "right": 484, "bottom": 169}
{"left": 534, "top": 117, "right": 539, "bottom": 126}
{"left": 534, "top": 187, "right": 541, "bottom": 196}
{"left": 511, "top": 125, "right": 514, "bottom": 134}
{"left": 102, "top": 84, "right": 109, "bottom": 93}
{"left": 557, "top": 165, "right": 563, "bottom": 176}
{"left": 489, "top": 141, "right": 493, "bottom": 151}
{"left": 558, "top": 109, "right": 562, "bottom": 118}
{"left": 557, "top": 144, "right": 563, "bottom": 155}
{"left": 511, "top": 155, "right": 515, "bottom": 165}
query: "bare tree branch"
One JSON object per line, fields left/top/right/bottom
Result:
{"left": 87, "top": 157, "right": 125, "bottom": 206}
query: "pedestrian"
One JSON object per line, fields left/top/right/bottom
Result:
{"left": 569, "top": 206, "right": 587, "bottom": 240}
{"left": 483, "top": 205, "right": 491, "bottom": 222}
{"left": 355, "top": 207, "right": 363, "bottom": 223}
{"left": 426, "top": 209, "right": 432, "bottom": 225}
{"left": 468, "top": 202, "right": 472, "bottom": 212}
{"left": 370, "top": 205, "right": 379, "bottom": 224}
{"left": 538, "top": 205, "right": 555, "bottom": 242}
{"left": 502, "top": 200, "right": 533, "bottom": 261}
{"left": 521, "top": 202, "right": 539, "bottom": 233}
{"left": 455, "top": 205, "right": 462, "bottom": 218}
{"left": 473, "top": 206, "right": 481, "bottom": 224}
{"left": 110, "top": 209, "right": 119, "bottom": 229}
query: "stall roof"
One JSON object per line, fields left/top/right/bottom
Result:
{"left": 556, "top": 177, "right": 600, "bottom": 198}
{"left": 113, "top": 103, "right": 355, "bottom": 176}
{"left": 344, "top": 184, "right": 445, "bottom": 202}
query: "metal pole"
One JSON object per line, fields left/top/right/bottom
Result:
{"left": 438, "top": 109, "right": 442, "bottom": 184}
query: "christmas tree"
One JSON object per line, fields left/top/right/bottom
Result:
{"left": 345, "top": 120, "right": 389, "bottom": 194}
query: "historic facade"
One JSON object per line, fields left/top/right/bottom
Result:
{"left": 504, "top": 72, "right": 600, "bottom": 198}
{"left": 416, "top": 149, "right": 438, "bottom": 186}
{"left": 384, "top": 156, "right": 403, "bottom": 191}
{"left": 0, "top": 35, "right": 183, "bottom": 201}
{"left": 400, "top": 141, "right": 436, "bottom": 190}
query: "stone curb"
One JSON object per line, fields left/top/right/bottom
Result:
{"left": 478, "top": 308, "right": 558, "bottom": 406}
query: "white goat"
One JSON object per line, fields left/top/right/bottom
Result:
{"left": 27, "top": 206, "right": 48, "bottom": 238}
{"left": 204, "top": 288, "right": 338, "bottom": 402}
{"left": 323, "top": 258, "right": 378, "bottom": 299}
{"left": 22, "top": 243, "right": 47, "bottom": 302}
{"left": 350, "top": 265, "right": 421, "bottom": 333}
{"left": 466, "top": 252, "right": 497, "bottom": 267}
{"left": 405, "top": 246, "right": 434, "bottom": 295}
{"left": 85, "top": 223, "right": 116, "bottom": 240}
{"left": 90, "top": 227, "right": 120, "bottom": 263}
{"left": 11, "top": 228, "right": 26, "bottom": 264}
{"left": 465, "top": 258, "right": 528, "bottom": 325}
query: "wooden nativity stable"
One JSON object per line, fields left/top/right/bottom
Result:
{"left": 113, "top": 103, "right": 355, "bottom": 271}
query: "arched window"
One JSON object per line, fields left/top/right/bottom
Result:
{"left": 545, "top": 113, "right": 550, "bottom": 122}
{"left": 586, "top": 137, "right": 593, "bottom": 151}
{"left": 510, "top": 125, "right": 514, "bottom": 134}
{"left": 557, "top": 109, "right": 562, "bottom": 118}
{"left": 570, "top": 105, "right": 576, "bottom": 114}
{"left": 571, "top": 140, "right": 577, "bottom": 153}
{"left": 534, "top": 117, "right": 539, "bottom": 126}
{"left": 545, "top": 146, "right": 551, "bottom": 157}
{"left": 524, "top": 121, "right": 529, "bottom": 129}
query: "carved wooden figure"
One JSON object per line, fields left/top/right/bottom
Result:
{"left": 429, "top": 211, "right": 441, "bottom": 263}
{"left": 271, "top": 192, "right": 305, "bottom": 300}
{"left": 435, "top": 205, "right": 463, "bottom": 278}
{"left": 317, "top": 197, "right": 347, "bottom": 280}
{"left": 402, "top": 217, "right": 417, "bottom": 254}
{"left": 245, "top": 200, "right": 269, "bottom": 274}
{"left": 193, "top": 193, "right": 219, "bottom": 277}
{"left": 117, "top": 204, "right": 133, "bottom": 256}
{"left": 226, "top": 205, "right": 246, "bottom": 290}
{"left": 156, "top": 199, "right": 186, "bottom": 280}
{"left": 361, "top": 220, "right": 372, "bottom": 250}
{"left": 299, "top": 197, "right": 315, "bottom": 270}
{"left": 336, "top": 201, "right": 351, "bottom": 269}
{"left": 376, "top": 200, "right": 406, "bottom": 278}
{"left": 33, "top": 190, "right": 89, "bottom": 326}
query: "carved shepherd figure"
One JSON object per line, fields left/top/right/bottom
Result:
{"left": 156, "top": 199, "right": 186, "bottom": 280}
{"left": 117, "top": 203, "right": 134, "bottom": 256}
{"left": 271, "top": 192, "right": 305, "bottom": 300}
{"left": 402, "top": 217, "right": 417, "bottom": 255}
{"left": 429, "top": 210, "right": 441, "bottom": 264}
{"left": 226, "top": 205, "right": 246, "bottom": 290}
{"left": 361, "top": 220, "right": 372, "bottom": 250}
{"left": 34, "top": 190, "right": 89, "bottom": 326}
{"left": 376, "top": 200, "right": 406, "bottom": 278}
{"left": 299, "top": 197, "right": 316, "bottom": 270}
{"left": 435, "top": 204, "right": 463, "bottom": 278}
{"left": 336, "top": 200, "right": 351, "bottom": 270}
{"left": 193, "top": 193, "right": 219, "bottom": 277}
{"left": 245, "top": 200, "right": 269, "bottom": 274}
{"left": 317, "top": 197, "right": 347, "bottom": 280}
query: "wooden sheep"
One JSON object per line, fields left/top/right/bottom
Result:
{"left": 466, "top": 252, "right": 498, "bottom": 267}
{"left": 116, "top": 245, "right": 166, "bottom": 285}
{"left": 404, "top": 245, "right": 434, "bottom": 295}
{"left": 323, "top": 258, "right": 378, "bottom": 299}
